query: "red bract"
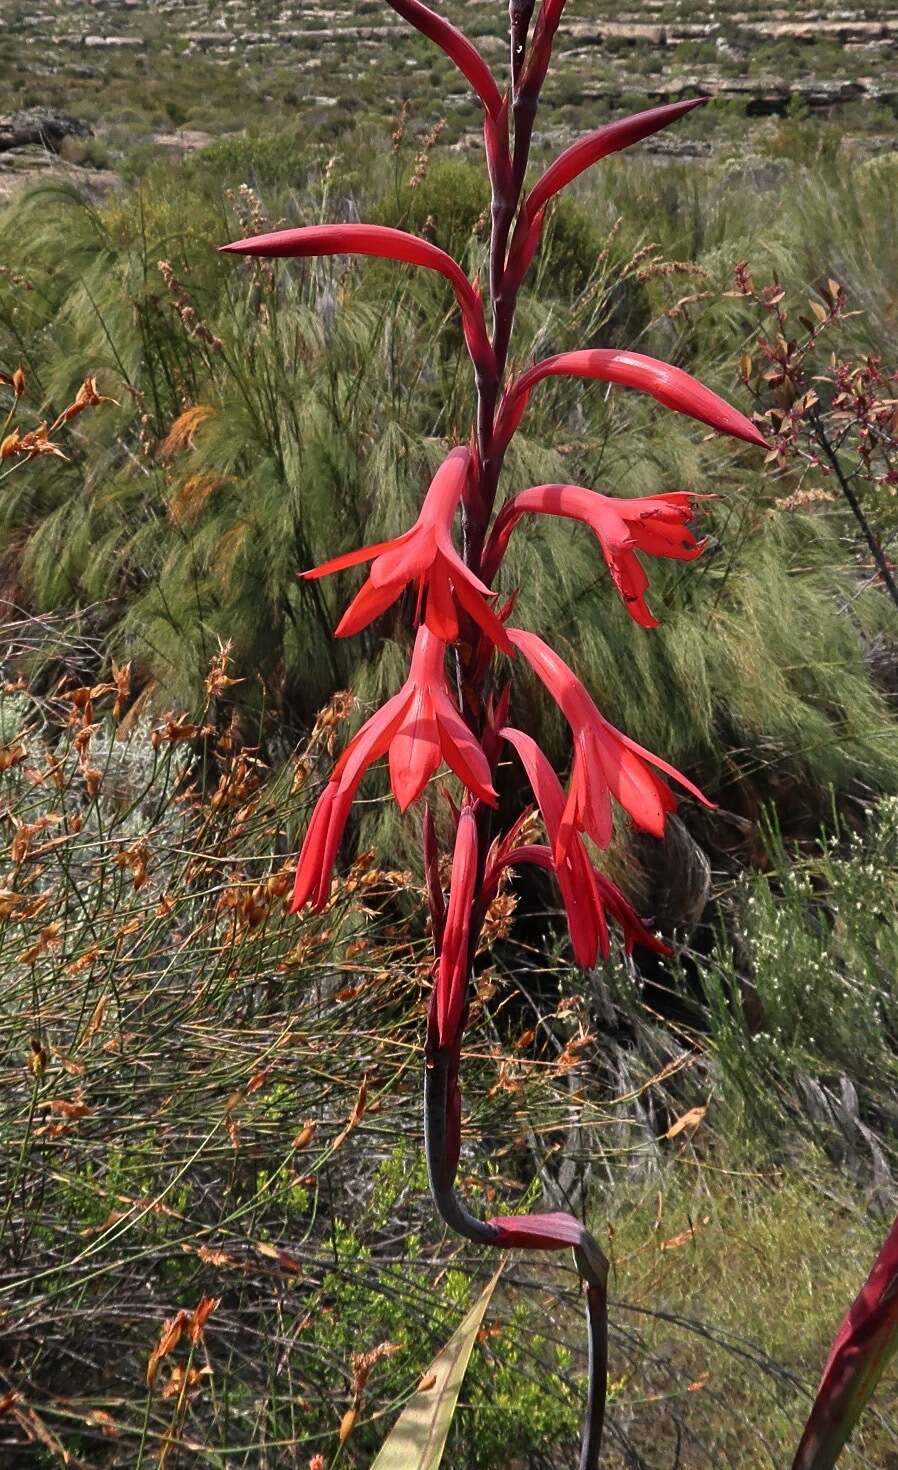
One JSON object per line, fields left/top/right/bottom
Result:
{"left": 792, "top": 1210, "right": 898, "bottom": 1470}
{"left": 219, "top": 224, "right": 495, "bottom": 377}
{"left": 508, "top": 628, "right": 713, "bottom": 853}
{"left": 291, "top": 626, "right": 495, "bottom": 912}
{"left": 484, "top": 484, "right": 709, "bottom": 626}
{"left": 433, "top": 805, "right": 478, "bottom": 1049}
{"left": 493, "top": 348, "right": 768, "bottom": 453}
{"left": 303, "top": 446, "right": 513, "bottom": 652}
{"left": 505, "top": 98, "right": 706, "bottom": 293}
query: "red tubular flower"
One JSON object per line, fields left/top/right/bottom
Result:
{"left": 385, "top": 0, "right": 503, "bottom": 121}
{"left": 433, "top": 806, "right": 478, "bottom": 1049}
{"left": 490, "top": 836, "right": 669, "bottom": 957}
{"left": 507, "top": 628, "right": 713, "bottom": 855}
{"left": 383, "top": 2, "right": 512, "bottom": 215}
{"left": 484, "top": 484, "right": 709, "bottom": 627}
{"left": 493, "top": 348, "right": 768, "bottom": 453}
{"left": 291, "top": 626, "right": 495, "bottom": 912}
{"left": 500, "top": 726, "right": 609, "bottom": 967}
{"left": 516, "top": 0, "right": 567, "bottom": 100}
{"left": 302, "top": 446, "right": 513, "bottom": 652}
{"left": 219, "top": 224, "right": 495, "bottom": 378}
{"left": 592, "top": 867, "right": 671, "bottom": 956}
{"left": 504, "top": 98, "right": 706, "bottom": 294}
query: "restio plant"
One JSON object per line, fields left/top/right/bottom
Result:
{"left": 219, "top": 3, "right": 898, "bottom": 1465}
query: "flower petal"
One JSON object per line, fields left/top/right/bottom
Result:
{"left": 435, "top": 694, "right": 497, "bottom": 805}
{"left": 425, "top": 560, "right": 461, "bottom": 642}
{"left": 389, "top": 690, "right": 441, "bottom": 810}
{"left": 447, "top": 555, "right": 515, "bottom": 655}
{"left": 301, "top": 531, "right": 413, "bottom": 581}
{"left": 334, "top": 576, "right": 405, "bottom": 638}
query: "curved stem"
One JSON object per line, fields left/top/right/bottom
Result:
{"left": 424, "top": 1047, "right": 608, "bottom": 1468}
{"left": 424, "top": 1046, "right": 500, "bottom": 1245}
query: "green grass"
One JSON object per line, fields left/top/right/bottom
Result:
{"left": 1, "top": 646, "right": 898, "bottom": 1466}
{"left": 2, "top": 139, "right": 897, "bottom": 872}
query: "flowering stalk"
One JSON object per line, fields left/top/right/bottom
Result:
{"left": 222, "top": 7, "right": 767, "bottom": 1463}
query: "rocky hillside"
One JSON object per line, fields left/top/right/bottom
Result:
{"left": 1, "top": 0, "right": 896, "bottom": 202}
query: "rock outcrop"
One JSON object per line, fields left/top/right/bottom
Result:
{"left": 0, "top": 108, "right": 93, "bottom": 155}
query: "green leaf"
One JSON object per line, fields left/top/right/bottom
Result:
{"left": 371, "top": 1263, "right": 504, "bottom": 1469}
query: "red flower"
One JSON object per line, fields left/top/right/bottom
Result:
{"left": 302, "top": 447, "right": 513, "bottom": 652}
{"left": 500, "top": 725, "right": 609, "bottom": 967}
{"left": 507, "top": 628, "right": 713, "bottom": 854}
{"left": 504, "top": 99, "right": 706, "bottom": 295}
{"left": 484, "top": 484, "right": 709, "bottom": 627}
{"left": 493, "top": 348, "right": 768, "bottom": 453}
{"left": 516, "top": 0, "right": 567, "bottom": 101}
{"left": 291, "top": 626, "right": 495, "bottom": 912}
{"left": 219, "top": 223, "right": 494, "bottom": 377}
{"left": 385, "top": 0, "right": 503, "bottom": 120}
{"left": 432, "top": 805, "right": 478, "bottom": 1049}
{"left": 591, "top": 867, "right": 671, "bottom": 956}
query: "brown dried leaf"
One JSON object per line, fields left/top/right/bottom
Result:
{"left": 81, "top": 994, "right": 109, "bottom": 1044}
{"left": 147, "top": 1310, "right": 190, "bottom": 1388}
{"left": 664, "top": 1106, "right": 707, "bottom": 1141}
{"left": 47, "top": 1097, "right": 91, "bottom": 1120}
{"left": 0, "top": 741, "right": 27, "bottom": 772}
{"left": 188, "top": 1294, "right": 220, "bottom": 1345}
{"left": 292, "top": 1121, "right": 317, "bottom": 1151}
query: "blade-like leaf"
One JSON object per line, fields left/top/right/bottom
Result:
{"left": 371, "top": 1264, "right": 503, "bottom": 1470}
{"left": 792, "top": 1212, "right": 898, "bottom": 1470}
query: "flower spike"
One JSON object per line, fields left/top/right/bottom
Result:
{"left": 494, "top": 348, "right": 768, "bottom": 453}
{"left": 484, "top": 484, "right": 710, "bottom": 626}
{"left": 219, "top": 223, "right": 495, "bottom": 377}
{"left": 303, "top": 446, "right": 513, "bottom": 652}
{"left": 507, "top": 628, "right": 714, "bottom": 854}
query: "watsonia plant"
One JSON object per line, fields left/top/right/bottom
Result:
{"left": 220, "top": 3, "right": 898, "bottom": 1465}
